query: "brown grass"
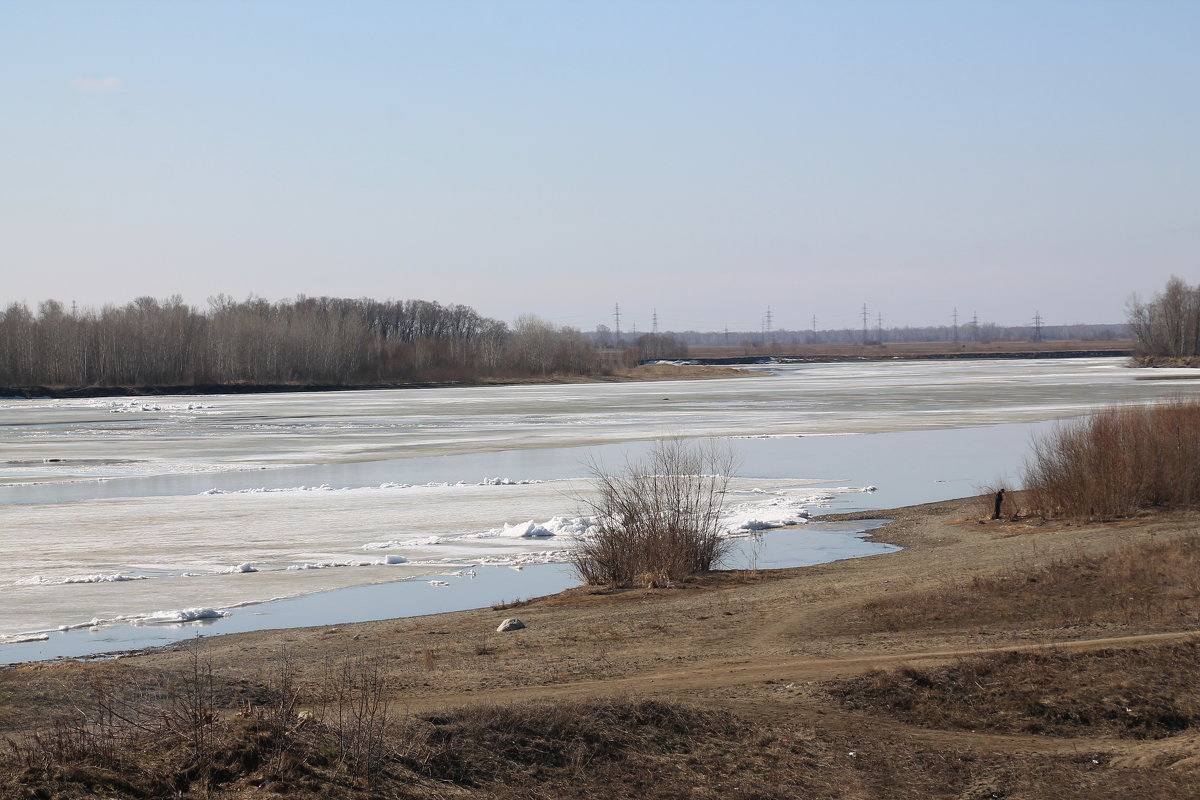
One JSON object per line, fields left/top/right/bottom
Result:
{"left": 860, "top": 534, "right": 1200, "bottom": 633}
{"left": 828, "top": 639, "right": 1200, "bottom": 739}
{"left": 8, "top": 685, "right": 1198, "bottom": 799}
{"left": 1023, "top": 398, "right": 1200, "bottom": 521}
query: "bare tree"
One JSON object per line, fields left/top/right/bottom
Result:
{"left": 0, "top": 293, "right": 613, "bottom": 389}
{"left": 1128, "top": 276, "right": 1200, "bottom": 360}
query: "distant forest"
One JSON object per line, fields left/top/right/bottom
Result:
{"left": 0, "top": 296, "right": 600, "bottom": 388}
{"left": 0, "top": 294, "right": 1137, "bottom": 391}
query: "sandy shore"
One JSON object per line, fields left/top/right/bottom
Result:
{"left": 4, "top": 495, "right": 1199, "bottom": 796}
{"left": 3, "top": 495, "right": 1195, "bottom": 709}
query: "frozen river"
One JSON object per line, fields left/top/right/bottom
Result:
{"left": 2, "top": 357, "right": 1198, "bottom": 659}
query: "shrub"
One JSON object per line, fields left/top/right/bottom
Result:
{"left": 1023, "top": 398, "right": 1200, "bottom": 521}
{"left": 572, "top": 440, "right": 737, "bottom": 587}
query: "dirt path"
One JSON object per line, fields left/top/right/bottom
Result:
{"left": 399, "top": 628, "right": 1200, "bottom": 711}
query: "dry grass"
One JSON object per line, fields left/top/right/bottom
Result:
{"left": 8, "top": 687, "right": 1198, "bottom": 799}
{"left": 1023, "top": 399, "right": 1200, "bottom": 521}
{"left": 860, "top": 534, "right": 1200, "bottom": 633}
{"left": 829, "top": 639, "right": 1200, "bottom": 739}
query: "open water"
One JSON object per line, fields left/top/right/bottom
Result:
{"left": 2, "top": 357, "right": 1197, "bottom": 662}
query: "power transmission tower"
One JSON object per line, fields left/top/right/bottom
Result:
{"left": 764, "top": 306, "right": 773, "bottom": 342}
{"left": 1032, "top": 311, "right": 1043, "bottom": 342}
{"left": 613, "top": 303, "right": 622, "bottom": 340}
{"left": 876, "top": 312, "right": 883, "bottom": 343}
{"left": 651, "top": 309, "right": 658, "bottom": 334}
{"left": 862, "top": 304, "right": 869, "bottom": 344}
{"left": 952, "top": 307, "right": 959, "bottom": 342}
{"left": 971, "top": 311, "right": 979, "bottom": 341}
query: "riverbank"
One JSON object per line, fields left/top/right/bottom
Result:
{"left": 680, "top": 338, "right": 1135, "bottom": 362}
{"left": 0, "top": 363, "right": 749, "bottom": 400}
{"left": 0, "top": 343, "right": 1144, "bottom": 400}
{"left": 3, "top": 494, "right": 1198, "bottom": 797}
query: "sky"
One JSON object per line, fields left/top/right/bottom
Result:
{"left": 1, "top": 1, "right": 1197, "bottom": 333}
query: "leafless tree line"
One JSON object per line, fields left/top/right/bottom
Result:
{"left": 1128, "top": 276, "right": 1200, "bottom": 360}
{"left": 0, "top": 295, "right": 600, "bottom": 388}
{"left": 596, "top": 322, "right": 1127, "bottom": 347}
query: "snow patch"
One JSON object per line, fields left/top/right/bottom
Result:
{"left": 362, "top": 536, "right": 443, "bottom": 550}
{"left": 475, "top": 515, "right": 598, "bottom": 540}
{"left": 286, "top": 559, "right": 375, "bottom": 570}
{"left": 17, "top": 573, "right": 149, "bottom": 586}
{"left": 104, "top": 400, "right": 215, "bottom": 414}
{"left": 201, "top": 478, "right": 545, "bottom": 496}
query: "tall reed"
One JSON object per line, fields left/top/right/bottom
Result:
{"left": 1023, "top": 398, "right": 1200, "bottom": 521}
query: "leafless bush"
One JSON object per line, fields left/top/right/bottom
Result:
{"left": 4, "top": 676, "right": 137, "bottom": 774}
{"left": 316, "top": 652, "right": 395, "bottom": 780}
{"left": 1023, "top": 399, "right": 1200, "bottom": 521}
{"left": 573, "top": 439, "right": 738, "bottom": 587}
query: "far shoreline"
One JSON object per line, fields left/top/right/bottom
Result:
{"left": 0, "top": 346, "right": 1143, "bottom": 400}
{"left": 0, "top": 363, "right": 749, "bottom": 400}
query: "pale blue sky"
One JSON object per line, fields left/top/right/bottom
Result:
{"left": 2, "top": 1, "right": 1196, "bottom": 332}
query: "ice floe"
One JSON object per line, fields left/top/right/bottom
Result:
{"left": 201, "top": 477, "right": 545, "bottom": 496}
{"left": 135, "top": 607, "right": 228, "bottom": 625}
{"left": 17, "top": 573, "right": 149, "bottom": 585}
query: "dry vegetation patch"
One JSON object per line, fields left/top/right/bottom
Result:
{"left": 0, "top": 687, "right": 918, "bottom": 800}
{"left": 859, "top": 534, "right": 1200, "bottom": 633}
{"left": 827, "top": 639, "right": 1200, "bottom": 740}
{"left": 1023, "top": 399, "right": 1200, "bottom": 521}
